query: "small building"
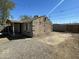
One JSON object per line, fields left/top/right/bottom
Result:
{"left": 0, "top": 16, "right": 53, "bottom": 38}
{"left": 3, "top": 20, "right": 33, "bottom": 38}
{"left": 32, "top": 16, "right": 52, "bottom": 36}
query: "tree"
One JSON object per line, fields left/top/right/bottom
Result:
{"left": 0, "top": 0, "right": 15, "bottom": 25}
{"left": 20, "top": 15, "right": 32, "bottom": 22}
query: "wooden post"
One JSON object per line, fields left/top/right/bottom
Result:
{"left": 8, "top": 26, "right": 9, "bottom": 35}
{"left": 27, "top": 23, "right": 29, "bottom": 31}
{"left": 13, "top": 23, "right": 15, "bottom": 36}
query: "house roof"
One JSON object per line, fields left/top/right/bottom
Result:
{"left": 6, "top": 20, "right": 32, "bottom": 24}
{"left": 33, "top": 16, "right": 52, "bottom": 25}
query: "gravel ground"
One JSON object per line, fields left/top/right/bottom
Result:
{"left": 0, "top": 32, "right": 79, "bottom": 59}
{"left": 0, "top": 38, "right": 9, "bottom": 45}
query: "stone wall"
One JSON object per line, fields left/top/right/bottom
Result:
{"left": 32, "top": 16, "right": 52, "bottom": 36}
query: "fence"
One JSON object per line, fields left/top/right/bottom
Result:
{"left": 53, "top": 24, "right": 79, "bottom": 33}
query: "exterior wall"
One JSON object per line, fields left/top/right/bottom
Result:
{"left": 9, "top": 22, "right": 32, "bottom": 37}
{"left": 21, "top": 23, "right": 27, "bottom": 34}
{"left": 32, "top": 16, "right": 52, "bottom": 36}
{"left": 45, "top": 19, "right": 53, "bottom": 33}
{"left": 7, "top": 23, "right": 21, "bottom": 37}
{"left": 21, "top": 23, "right": 32, "bottom": 36}
{"left": 14, "top": 23, "right": 20, "bottom": 33}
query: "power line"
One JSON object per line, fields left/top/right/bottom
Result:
{"left": 48, "top": 7, "right": 79, "bottom": 19}
{"left": 47, "top": 0, "right": 64, "bottom": 16}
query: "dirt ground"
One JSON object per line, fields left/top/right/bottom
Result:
{"left": 0, "top": 32, "right": 79, "bottom": 59}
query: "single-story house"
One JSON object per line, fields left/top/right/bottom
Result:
{"left": 1, "top": 20, "right": 33, "bottom": 38}
{"left": 0, "top": 16, "right": 53, "bottom": 38}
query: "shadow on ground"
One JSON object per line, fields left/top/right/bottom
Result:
{"left": 0, "top": 34, "right": 32, "bottom": 40}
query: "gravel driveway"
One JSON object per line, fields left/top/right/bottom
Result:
{"left": 0, "top": 32, "right": 79, "bottom": 59}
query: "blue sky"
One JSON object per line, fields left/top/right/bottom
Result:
{"left": 11, "top": 0, "right": 79, "bottom": 24}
